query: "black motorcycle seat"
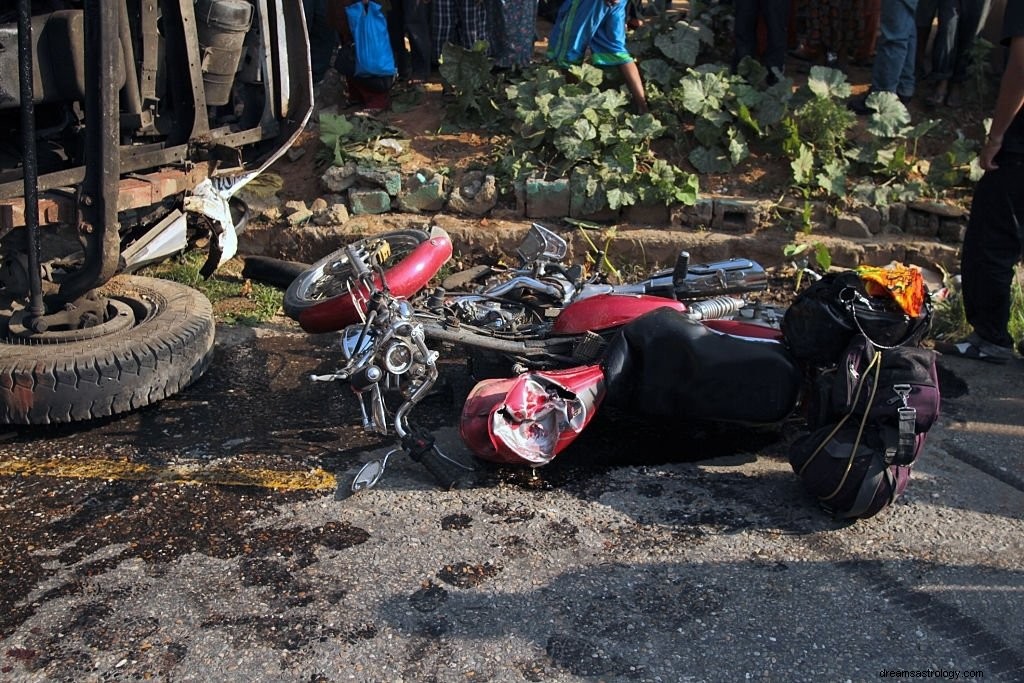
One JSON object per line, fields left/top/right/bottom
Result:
{"left": 602, "top": 308, "right": 801, "bottom": 424}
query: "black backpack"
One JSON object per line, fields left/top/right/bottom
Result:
{"left": 788, "top": 335, "right": 941, "bottom": 519}
{"left": 781, "top": 271, "right": 931, "bottom": 367}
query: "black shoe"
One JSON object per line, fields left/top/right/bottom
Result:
{"left": 848, "top": 94, "right": 871, "bottom": 116}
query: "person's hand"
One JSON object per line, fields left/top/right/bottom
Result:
{"left": 980, "top": 133, "right": 1002, "bottom": 171}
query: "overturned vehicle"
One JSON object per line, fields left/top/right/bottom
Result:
{"left": 0, "top": 0, "right": 312, "bottom": 424}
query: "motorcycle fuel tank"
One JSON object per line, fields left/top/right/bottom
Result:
{"left": 551, "top": 293, "right": 686, "bottom": 335}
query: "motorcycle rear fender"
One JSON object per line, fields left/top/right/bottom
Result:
{"left": 551, "top": 293, "right": 687, "bottom": 335}
{"left": 297, "top": 227, "right": 453, "bottom": 333}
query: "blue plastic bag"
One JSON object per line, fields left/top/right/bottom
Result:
{"left": 345, "top": 0, "right": 396, "bottom": 78}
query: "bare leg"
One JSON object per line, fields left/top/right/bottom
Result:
{"left": 618, "top": 61, "right": 648, "bottom": 114}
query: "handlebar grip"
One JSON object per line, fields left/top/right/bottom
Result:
{"left": 419, "top": 448, "right": 474, "bottom": 489}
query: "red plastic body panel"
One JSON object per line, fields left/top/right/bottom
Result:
{"left": 297, "top": 231, "right": 453, "bottom": 333}
{"left": 460, "top": 365, "right": 606, "bottom": 466}
{"left": 702, "top": 319, "right": 784, "bottom": 341}
{"left": 551, "top": 294, "right": 687, "bottom": 335}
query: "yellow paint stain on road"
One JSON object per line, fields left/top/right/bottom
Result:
{"left": 0, "top": 457, "right": 337, "bottom": 492}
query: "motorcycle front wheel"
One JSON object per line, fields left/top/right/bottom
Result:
{"left": 282, "top": 230, "right": 430, "bottom": 322}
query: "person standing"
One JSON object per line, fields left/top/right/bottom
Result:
{"left": 489, "top": 0, "right": 540, "bottom": 69}
{"left": 732, "top": 0, "right": 791, "bottom": 81}
{"left": 915, "top": 0, "right": 992, "bottom": 107}
{"left": 304, "top": 0, "right": 339, "bottom": 86}
{"left": 947, "top": 1, "right": 1024, "bottom": 362}
{"left": 387, "top": 0, "right": 433, "bottom": 83}
{"left": 546, "top": 0, "right": 648, "bottom": 113}
{"left": 433, "top": 0, "right": 489, "bottom": 64}
{"left": 849, "top": 0, "right": 919, "bottom": 113}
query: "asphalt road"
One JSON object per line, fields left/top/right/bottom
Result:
{"left": 1, "top": 319, "right": 1021, "bottom": 682}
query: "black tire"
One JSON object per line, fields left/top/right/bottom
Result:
{"left": 283, "top": 230, "right": 429, "bottom": 320}
{"left": 1, "top": 275, "right": 215, "bottom": 425}
{"left": 242, "top": 255, "right": 310, "bottom": 290}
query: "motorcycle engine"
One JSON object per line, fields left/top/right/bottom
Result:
{"left": 450, "top": 298, "right": 531, "bottom": 332}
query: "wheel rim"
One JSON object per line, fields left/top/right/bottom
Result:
{"left": 4, "top": 297, "right": 139, "bottom": 344}
{"left": 297, "top": 234, "right": 426, "bottom": 305}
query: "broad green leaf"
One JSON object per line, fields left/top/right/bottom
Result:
{"left": 626, "top": 113, "right": 666, "bottom": 140}
{"left": 674, "top": 172, "right": 700, "bottom": 205}
{"left": 735, "top": 101, "right": 761, "bottom": 136}
{"left": 571, "top": 118, "right": 598, "bottom": 141}
{"left": 655, "top": 22, "right": 706, "bottom": 65}
{"left": 865, "top": 91, "right": 911, "bottom": 137}
{"left": 791, "top": 144, "right": 815, "bottom": 185}
{"left": 816, "top": 158, "right": 848, "bottom": 198}
{"left": 727, "top": 129, "right": 749, "bottom": 165}
{"left": 689, "top": 146, "right": 731, "bottom": 174}
{"left": 606, "top": 187, "right": 625, "bottom": 210}
{"left": 907, "top": 118, "right": 940, "bottom": 139}
{"left": 732, "top": 82, "right": 763, "bottom": 109}
{"left": 693, "top": 118, "right": 723, "bottom": 147}
{"left": 807, "top": 66, "right": 851, "bottom": 99}
{"left": 783, "top": 243, "right": 809, "bottom": 257}
{"left": 319, "top": 113, "right": 354, "bottom": 151}
{"left": 735, "top": 56, "right": 768, "bottom": 86}
{"left": 814, "top": 243, "right": 833, "bottom": 271}
{"left": 641, "top": 59, "right": 681, "bottom": 90}
{"left": 577, "top": 63, "right": 606, "bottom": 86}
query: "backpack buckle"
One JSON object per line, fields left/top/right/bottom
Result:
{"left": 893, "top": 383, "right": 911, "bottom": 407}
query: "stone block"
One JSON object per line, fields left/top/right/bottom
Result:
{"left": 888, "top": 202, "right": 907, "bottom": 229}
{"left": 938, "top": 218, "right": 966, "bottom": 243}
{"left": 448, "top": 170, "right": 498, "bottom": 216}
{"left": 356, "top": 165, "right": 403, "bottom": 196}
{"left": 313, "top": 201, "right": 350, "bottom": 226}
{"left": 283, "top": 200, "right": 313, "bottom": 225}
{"left": 834, "top": 213, "right": 872, "bottom": 238}
{"left": 348, "top": 189, "right": 392, "bottom": 215}
{"left": 712, "top": 198, "right": 762, "bottom": 232}
{"left": 909, "top": 199, "right": 967, "bottom": 218}
{"left": 671, "top": 198, "right": 713, "bottom": 229}
{"left": 623, "top": 201, "right": 670, "bottom": 226}
{"left": 322, "top": 162, "right": 358, "bottom": 193}
{"left": 857, "top": 205, "right": 883, "bottom": 234}
{"left": 286, "top": 207, "right": 313, "bottom": 225}
{"left": 399, "top": 171, "right": 448, "bottom": 212}
{"left": 524, "top": 176, "right": 570, "bottom": 219}
{"left": 905, "top": 209, "right": 940, "bottom": 238}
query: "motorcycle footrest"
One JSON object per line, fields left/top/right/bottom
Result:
{"left": 571, "top": 331, "right": 606, "bottom": 363}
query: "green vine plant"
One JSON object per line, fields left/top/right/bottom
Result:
{"left": 783, "top": 241, "right": 832, "bottom": 290}
{"left": 501, "top": 64, "right": 699, "bottom": 210}
{"left": 325, "top": 0, "right": 984, "bottom": 221}
{"left": 437, "top": 41, "right": 507, "bottom": 130}
{"left": 317, "top": 113, "right": 408, "bottom": 167}
{"left": 846, "top": 91, "right": 938, "bottom": 206}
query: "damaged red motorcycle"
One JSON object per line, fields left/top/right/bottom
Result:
{"left": 272, "top": 224, "right": 802, "bottom": 491}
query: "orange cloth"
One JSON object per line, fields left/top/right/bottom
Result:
{"left": 856, "top": 264, "right": 926, "bottom": 318}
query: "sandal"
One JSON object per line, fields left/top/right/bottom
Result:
{"left": 935, "top": 333, "right": 1015, "bottom": 364}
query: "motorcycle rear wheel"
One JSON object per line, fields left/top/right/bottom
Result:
{"left": 282, "top": 230, "right": 429, "bottom": 320}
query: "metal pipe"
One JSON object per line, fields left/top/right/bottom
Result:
{"left": 118, "top": 0, "right": 144, "bottom": 121}
{"left": 17, "top": 0, "right": 45, "bottom": 320}
{"left": 57, "top": 0, "right": 122, "bottom": 304}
